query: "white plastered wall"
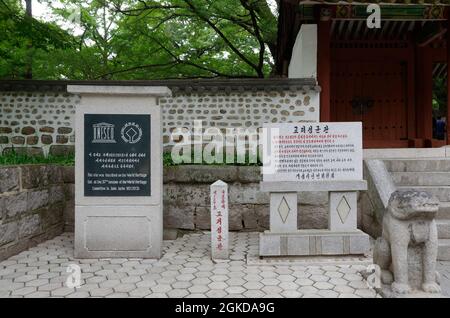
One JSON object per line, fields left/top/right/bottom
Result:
{"left": 288, "top": 24, "right": 318, "bottom": 79}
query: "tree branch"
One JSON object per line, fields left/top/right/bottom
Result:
{"left": 182, "top": 0, "right": 260, "bottom": 76}
{"left": 150, "top": 35, "right": 243, "bottom": 78}
{"left": 240, "top": 0, "right": 265, "bottom": 77}
{"left": 111, "top": 0, "right": 182, "bottom": 16}
{"left": 94, "top": 61, "right": 177, "bottom": 79}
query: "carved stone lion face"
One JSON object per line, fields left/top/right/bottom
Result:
{"left": 388, "top": 190, "right": 439, "bottom": 220}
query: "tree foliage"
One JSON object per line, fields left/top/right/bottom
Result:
{"left": 0, "top": 0, "right": 75, "bottom": 79}
{"left": 0, "top": 0, "right": 278, "bottom": 80}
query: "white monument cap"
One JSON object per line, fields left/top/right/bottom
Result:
{"left": 211, "top": 180, "right": 227, "bottom": 187}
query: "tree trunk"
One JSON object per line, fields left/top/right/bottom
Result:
{"left": 25, "top": 0, "right": 33, "bottom": 79}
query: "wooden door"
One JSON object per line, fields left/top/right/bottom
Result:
{"left": 331, "top": 60, "right": 409, "bottom": 148}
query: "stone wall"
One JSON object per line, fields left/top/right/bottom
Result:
{"left": 0, "top": 80, "right": 320, "bottom": 155}
{"left": 1, "top": 163, "right": 369, "bottom": 260}
{"left": 161, "top": 89, "right": 319, "bottom": 148}
{"left": 0, "top": 92, "right": 78, "bottom": 157}
{"left": 54, "top": 165, "right": 329, "bottom": 233}
{"left": 163, "top": 165, "right": 330, "bottom": 231}
{"left": 0, "top": 165, "right": 74, "bottom": 261}
{"left": 1, "top": 163, "right": 378, "bottom": 261}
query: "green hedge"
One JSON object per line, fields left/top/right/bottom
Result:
{"left": 0, "top": 152, "right": 261, "bottom": 167}
{"left": 0, "top": 152, "right": 75, "bottom": 166}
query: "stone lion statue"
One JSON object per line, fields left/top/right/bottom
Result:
{"left": 373, "top": 190, "right": 441, "bottom": 295}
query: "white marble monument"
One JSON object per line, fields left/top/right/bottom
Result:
{"left": 68, "top": 85, "right": 171, "bottom": 258}
{"left": 259, "top": 122, "right": 370, "bottom": 257}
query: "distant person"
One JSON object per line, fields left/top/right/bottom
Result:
{"left": 435, "top": 116, "right": 446, "bottom": 140}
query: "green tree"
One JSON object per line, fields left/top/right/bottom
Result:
{"left": 0, "top": 0, "right": 75, "bottom": 79}
{"left": 111, "top": 0, "right": 278, "bottom": 78}
{"left": 45, "top": 0, "right": 124, "bottom": 79}
{"left": 1, "top": 0, "right": 278, "bottom": 79}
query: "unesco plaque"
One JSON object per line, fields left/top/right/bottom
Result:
{"left": 69, "top": 84, "right": 170, "bottom": 259}
{"left": 84, "top": 114, "right": 151, "bottom": 197}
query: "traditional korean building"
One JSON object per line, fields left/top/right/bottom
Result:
{"left": 276, "top": 0, "right": 450, "bottom": 148}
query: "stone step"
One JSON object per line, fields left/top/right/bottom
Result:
{"left": 391, "top": 172, "right": 450, "bottom": 186}
{"left": 437, "top": 220, "right": 450, "bottom": 239}
{"left": 396, "top": 186, "right": 450, "bottom": 202}
{"left": 438, "top": 202, "right": 450, "bottom": 219}
{"left": 385, "top": 159, "right": 450, "bottom": 172}
{"left": 438, "top": 239, "right": 450, "bottom": 261}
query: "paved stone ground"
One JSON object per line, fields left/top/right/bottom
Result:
{"left": 1, "top": 232, "right": 381, "bottom": 298}
{"left": 437, "top": 262, "right": 450, "bottom": 297}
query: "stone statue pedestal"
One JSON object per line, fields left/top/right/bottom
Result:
{"left": 379, "top": 286, "right": 445, "bottom": 298}
{"left": 259, "top": 181, "right": 370, "bottom": 257}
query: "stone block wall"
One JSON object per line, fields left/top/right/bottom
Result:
{"left": 0, "top": 80, "right": 320, "bottom": 155}
{"left": 163, "top": 165, "right": 329, "bottom": 231}
{"left": 56, "top": 165, "right": 329, "bottom": 233}
{"left": 0, "top": 165, "right": 74, "bottom": 261}
{"left": 0, "top": 92, "right": 77, "bottom": 157}
{"left": 1, "top": 163, "right": 367, "bottom": 260}
{"left": 161, "top": 89, "right": 319, "bottom": 147}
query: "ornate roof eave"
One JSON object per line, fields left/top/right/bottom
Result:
{"left": 297, "top": 1, "right": 450, "bottom": 5}
{"left": 297, "top": 2, "right": 450, "bottom": 21}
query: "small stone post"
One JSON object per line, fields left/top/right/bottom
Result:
{"left": 210, "top": 180, "right": 229, "bottom": 260}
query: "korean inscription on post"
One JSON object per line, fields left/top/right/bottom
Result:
{"left": 262, "top": 122, "right": 362, "bottom": 182}
{"left": 210, "top": 180, "right": 229, "bottom": 259}
{"left": 84, "top": 114, "right": 151, "bottom": 196}
{"left": 213, "top": 189, "right": 225, "bottom": 251}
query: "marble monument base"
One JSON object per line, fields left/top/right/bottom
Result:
{"left": 259, "top": 229, "right": 370, "bottom": 257}
{"left": 74, "top": 205, "right": 162, "bottom": 259}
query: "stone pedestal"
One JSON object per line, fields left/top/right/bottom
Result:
{"left": 378, "top": 286, "right": 445, "bottom": 298}
{"left": 259, "top": 230, "right": 370, "bottom": 256}
{"left": 68, "top": 85, "right": 171, "bottom": 259}
{"left": 329, "top": 191, "right": 357, "bottom": 231}
{"left": 259, "top": 181, "right": 370, "bottom": 257}
{"left": 270, "top": 192, "right": 297, "bottom": 233}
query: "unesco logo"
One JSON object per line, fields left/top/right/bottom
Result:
{"left": 92, "top": 123, "right": 116, "bottom": 144}
{"left": 121, "top": 122, "right": 143, "bottom": 144}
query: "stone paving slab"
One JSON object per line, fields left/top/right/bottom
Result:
{"left": 0, "top": 232, "right": 383, "bottom": 298}
{"left": 437, "top": 262, "right": 450, "bottom": 297}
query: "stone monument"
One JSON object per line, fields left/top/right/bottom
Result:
{"left": 210, "top": 180, "right": 229, "bottom": 260}
{"left": 259, "top": 122, "right": 370, "bottom": 256}
{"left": 374, "top": 190, "right": 442, "bottom": 297}
{"left": 67, "top": 85, "right": 171, "bottom": 258}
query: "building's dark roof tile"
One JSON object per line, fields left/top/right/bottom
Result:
{"left": 0, "top": 79, "right": 319, "bottom": 93}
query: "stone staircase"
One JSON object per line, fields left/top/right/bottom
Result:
{"left": 384, "top": 158, "right": 450, "bottom": 261}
